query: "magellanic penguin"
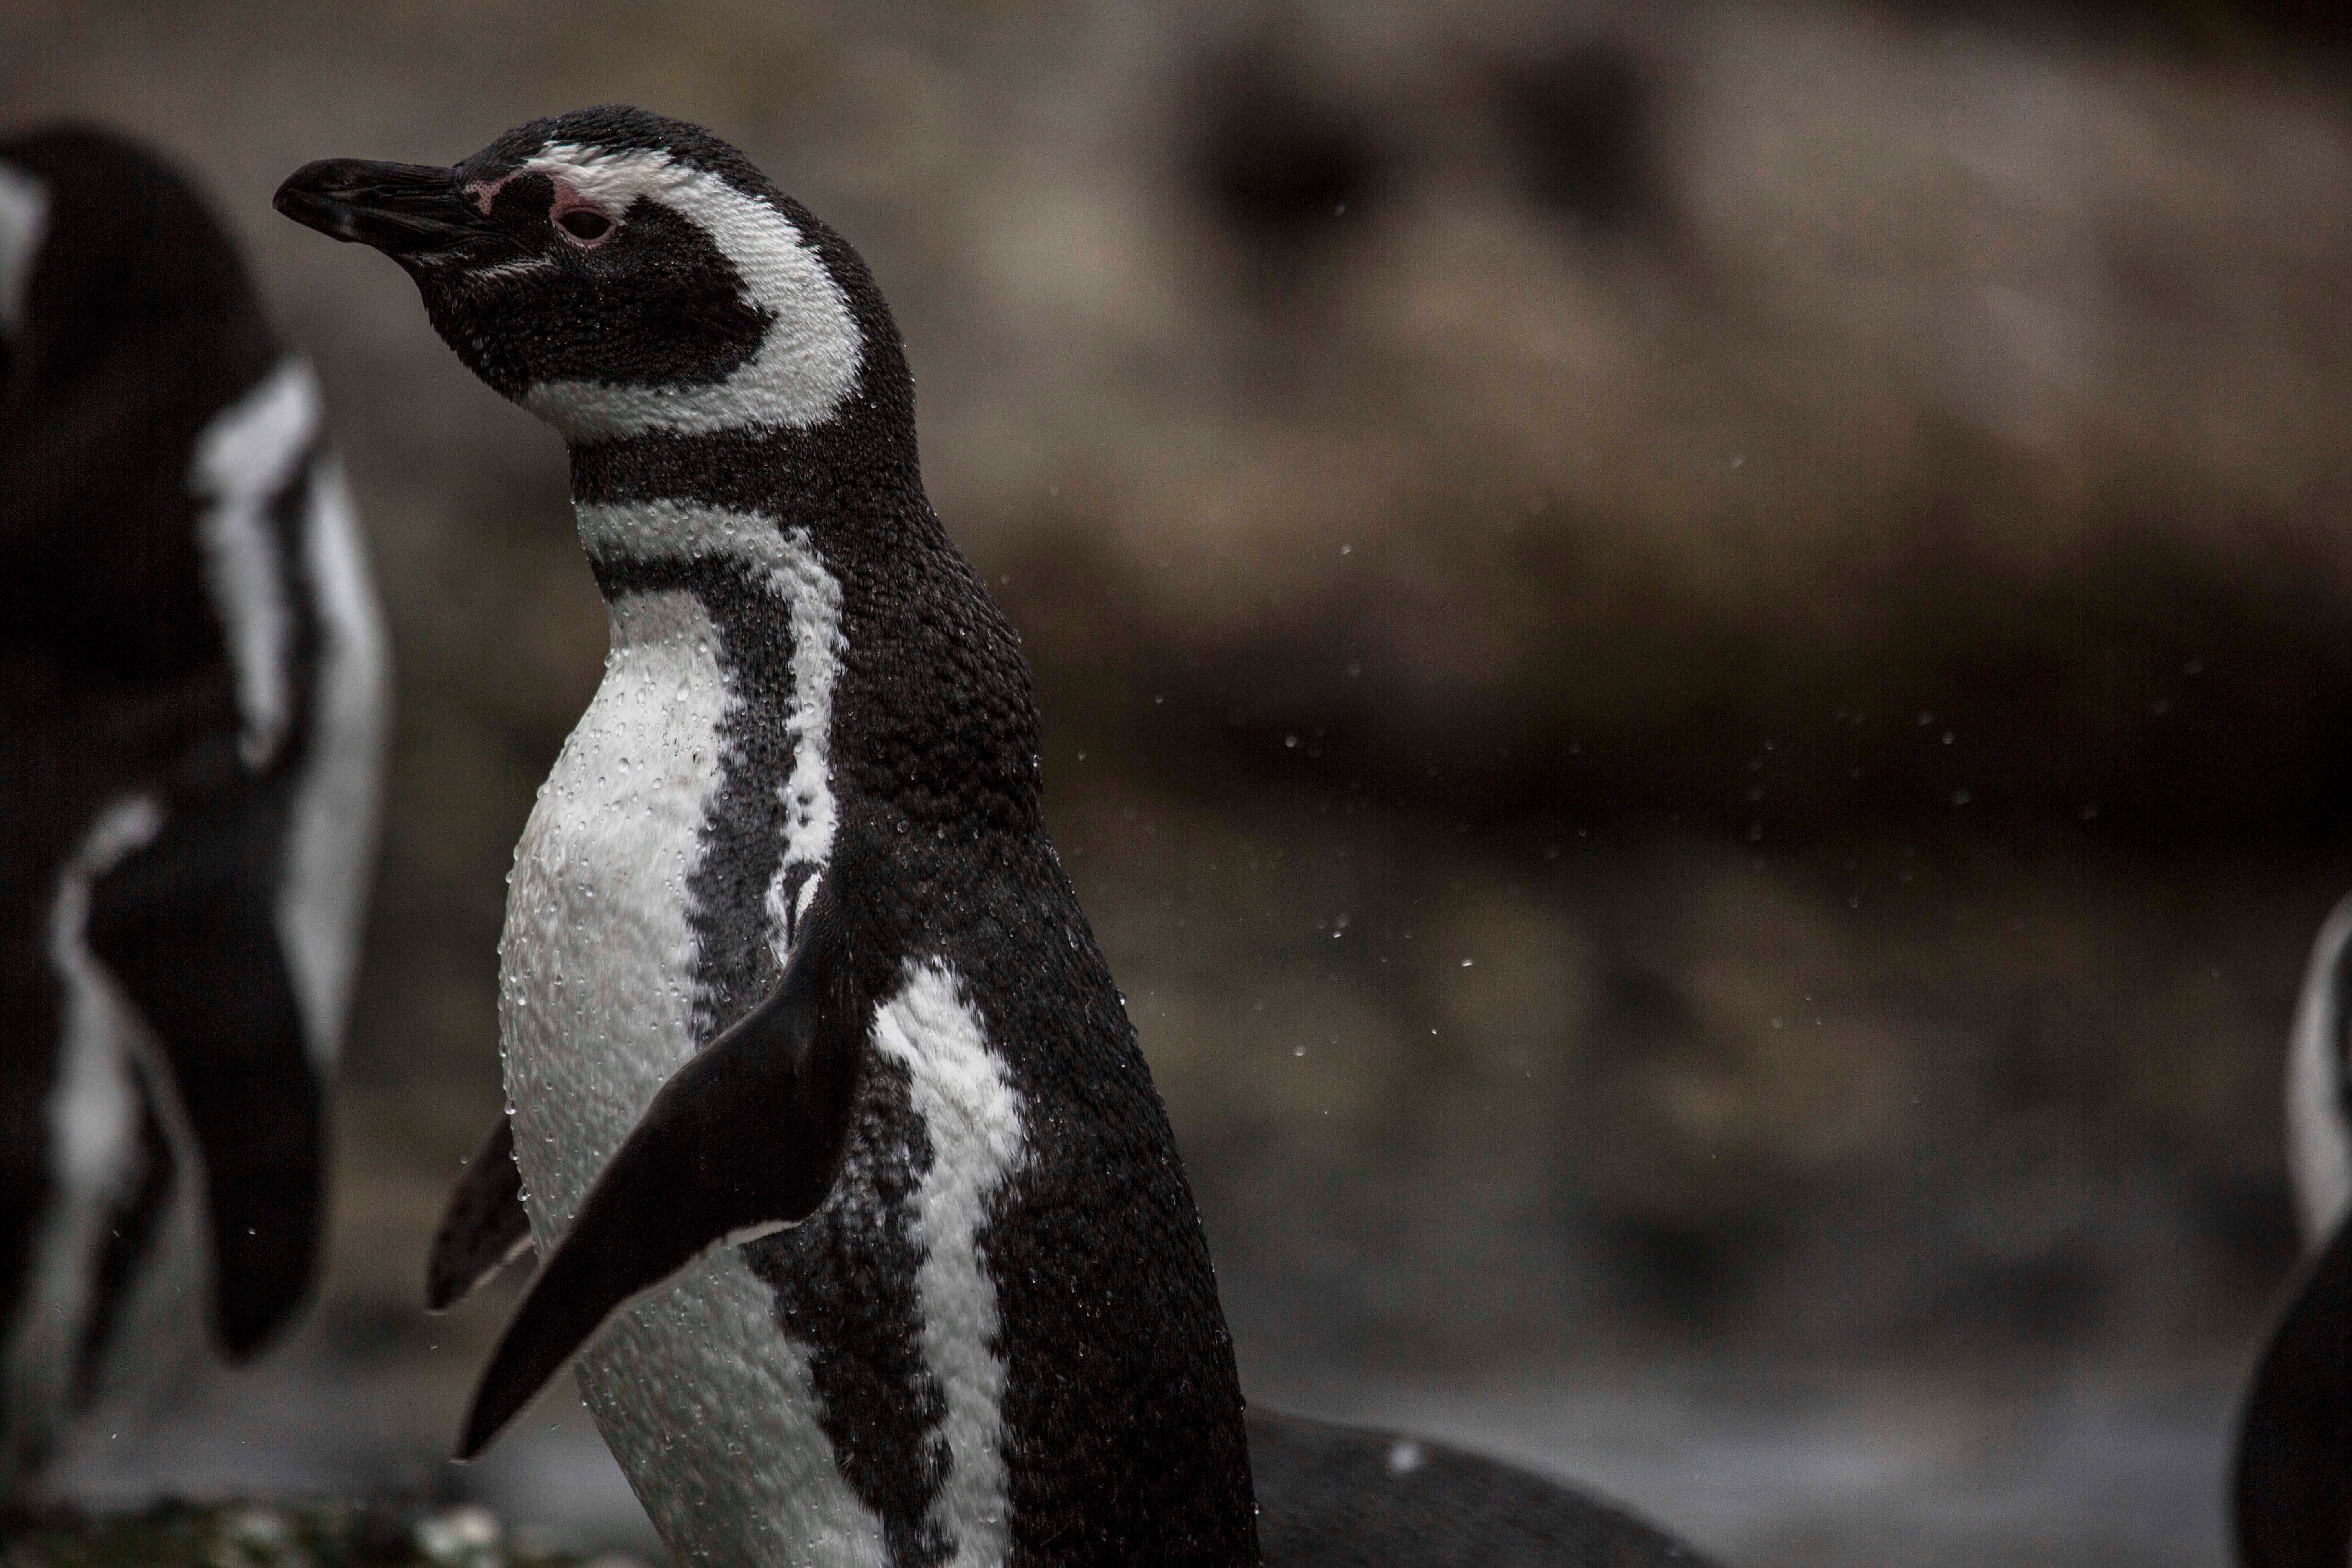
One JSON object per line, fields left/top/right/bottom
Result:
{"left": 275, "top": 107, "right": 1715, "bottom": 1568}
{"left": 0, "top": 126, "right": 390, "bottom": 1493}
{"left": 2234, "top": 892, "right": 2352, "bottom": 1568}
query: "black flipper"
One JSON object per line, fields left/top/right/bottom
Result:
{"left": 85, "top": 786, "right": 321, "bottom": 1361}
{"left": 426, "top": 1116, "right": 532, "bottom": 1312}
{"left": 456, "top": 873, "right": 871, "bottom": 1460}
{"left": 2235, "top": 1212, "right": 2352, "bottom": 1568}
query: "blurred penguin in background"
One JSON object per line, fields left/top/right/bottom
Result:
{"left": 2234, "top": 894, "right": 2352, "bottom": 1567}
{"left": 0, "top": 125, "right": 389, "bottom": 1494}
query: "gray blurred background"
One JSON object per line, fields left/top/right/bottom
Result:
{"left": 11, "top": 0, "right": 2352, "bottom": 1561}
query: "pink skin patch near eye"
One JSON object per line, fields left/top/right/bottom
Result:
{"left": 465, "top": 172, "right": 515, "bottom": 216}
{"left": 464, "top": 172, "right": 616, "bottom": 245}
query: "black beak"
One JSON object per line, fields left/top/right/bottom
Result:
{"left": 274, "top": 159, "right": 489, "bottom": 257}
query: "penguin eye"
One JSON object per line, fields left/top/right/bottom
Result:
{"left": 558, "top": 209, "right": 613, "bottom": 243}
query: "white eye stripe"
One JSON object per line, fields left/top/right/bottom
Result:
{"left": 523, "top": 144, "right": 698, "bottom": 209}
{"left": 512, "top": 142, "right": 863, "bottom": 438}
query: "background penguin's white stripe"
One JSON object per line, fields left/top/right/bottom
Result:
{"left": 276, "top": 454, "right": 390, "bottom": 1066}
{"left": 2286, "top": 892, "right": 2352, "bottom": 1246}
{"left": 872, "top": 962, "right": 1026, "bottom": 1568}
{"left": 189, "top": 359, "right": 322, "bottom": 771}
{"left": 4, "top": 795, "right": 164, "bottom": 1476}
{"left": 0, "top": 159, "right": 45, "bottom": 335}
{"left": 571, "top": 499, "right": 843, "bottom": 957}
{"left": 43, "top": 796, "right": 163, "bottom": 1196}
{"left": 514, "top": 144, "right": 862, "bottom": 439}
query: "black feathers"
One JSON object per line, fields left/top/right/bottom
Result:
{"left": 85, "top": 780, "right": 320, "bottom": 1359}
{"left": 425, "top": 1118, "right": 532, "bottom": 1314}
{"left": 0, "top": 128, "right": 274, "bottom": 690}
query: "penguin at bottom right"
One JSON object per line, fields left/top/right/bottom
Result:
{"left": 2233, "top": 891, "right": 2352, "bottom": 1568}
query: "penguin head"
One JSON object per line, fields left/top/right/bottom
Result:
{"left": 276, "top": 107, "right": 883, "bottom": 443}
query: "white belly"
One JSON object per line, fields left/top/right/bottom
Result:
{"left": 497, "top": 587, "right": 883, "bottom": 1568}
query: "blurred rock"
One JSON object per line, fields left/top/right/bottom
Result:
{"left": 0, "top": 1500, "right": 648, "bottom": 1568}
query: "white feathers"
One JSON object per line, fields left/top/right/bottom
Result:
{"left": 0, "top": 158, "right": 47, "bottom": 336}
{"left": 513, "top": 144, "right": 863, "bottom": 439}
{"left": 500, "top": 581, "right": 884, "bottom": 1567}
{"left": 275, "top": 454, "right": 391, "bottom": 1067}
{"left": 2286, "top": 892, "right": 2352, "bottom": 1247}
{"left": 502, "top": 585, "right": 733, "bottom": 1237}
{"left": 579, "top": 1256, "right": 889, "bottom": 1568}
{"left": 571, "top": 499, "right": 844, "bottom": 961}
{"left": 189, "top": 359, "right": 323, "bottom": 772}
{"left": 4, "top": 795, "right": 165, "bottom": 1479}
{"left": 872, "top": 962, "right": 1027, "bottom": 1568}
